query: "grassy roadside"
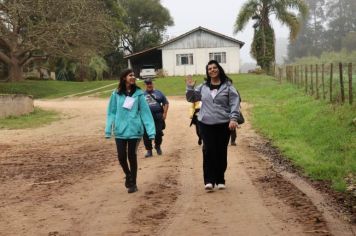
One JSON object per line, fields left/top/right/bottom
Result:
{"left": 233, "top": 74, "right": 355, "bottom": 191}
{"left": 0, "top": 108, "right": 60, "bottom": 129}
{"left": 0, "top": 80, "right": 117, "bottom": 99}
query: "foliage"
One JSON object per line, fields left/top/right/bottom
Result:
{"left": 234, "top": 0, "right": 308, "bottom": 73}
{"left": 118, "top": 0, "right": 173, "bottom": 53}
{"left": 0, "top": 0, "right": 114, "bottom": 81}
{"left": 89, "top": 55, "right": 109, "bottom": 81}
{"left": 289, "top": 0, "right": 356, "bottom": 61}
{"left": 293, "top": 49, "right": 356, "bottom": 64}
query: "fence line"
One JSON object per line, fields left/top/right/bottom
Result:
{"left": 275, "top": 63, "right": 355, "bottom": 105}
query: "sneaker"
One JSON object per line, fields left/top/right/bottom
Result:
{"left": 128, "top": 185, "right": 138, "bottom": 193}
{"left": 231, "top": 142, "right": 237, "bottom": 146}
{"left": 145, "top": 150, "right": 153, "bottom": 158}
{"left": 205, "top": 183, "right": 213, "bottom": 191}
{"left": 198, "top": 139, "right": 202, "bottom": 145}
{"left": 217, "top": 184, "right": 226, "bottom": 190}
{"left": 156, "top": 147, "right": 162, "bottom": 155}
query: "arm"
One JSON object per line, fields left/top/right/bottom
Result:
{"left": 139, "top": 95, "right": 156, "bottom": 139}
{"left": 161, "top": 93, "right": 169, "bottom": 120}
{"left": 228, "top": 86, "right": 241, "bottom": 130}
{"left": 105, "top": 91, "right": 117, "bottom": 138}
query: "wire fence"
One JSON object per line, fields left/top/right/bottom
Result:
{"left": 275, "top": 63, "right": 355, "bottom": 105}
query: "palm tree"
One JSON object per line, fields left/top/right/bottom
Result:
{"left": 234, "top": 0, "right": 308, "bottom": 73}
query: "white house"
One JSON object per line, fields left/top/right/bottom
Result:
{"left": 124, "top": 26, "right": 244, "bottom": 77}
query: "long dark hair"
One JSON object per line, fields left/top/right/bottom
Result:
{"left": 205, "top": 60, "right": 230, "bottom": 85}
{"left": 117, "top": 69, "right": 139, "bottom": 95}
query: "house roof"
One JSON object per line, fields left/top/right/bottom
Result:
{"left": 124, "top": 26, "right": 245, "bottom": 59}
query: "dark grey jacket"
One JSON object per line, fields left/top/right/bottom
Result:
{"left": 186, "top": 81, "right": 240, "bottom": 125}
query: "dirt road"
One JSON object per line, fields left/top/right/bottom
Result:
{"left": 0, "top": 97, "right": 354, "bottom": 236}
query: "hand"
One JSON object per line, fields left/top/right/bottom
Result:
{"left": 185, "top": 75, "right": 196, "bottom": 87}
{"left": 162, "top": 113, "right": 167, "bottom": 120}
{"left": 229, "top": 120, "right": 238, "bottom": 130}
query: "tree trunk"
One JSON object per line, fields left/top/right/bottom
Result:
{"left": 8, "top": 57, "right": 24, "bottom": 82}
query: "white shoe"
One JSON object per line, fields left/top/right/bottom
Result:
{"left": 205, "top": 183, "right": 213, "bottom": 190}
{"left": 217, "top": 184, "right": 226, "bottom": 190}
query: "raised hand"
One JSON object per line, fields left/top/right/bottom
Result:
{"left": 185, "top": 75, "right": 196, "bottom": 87}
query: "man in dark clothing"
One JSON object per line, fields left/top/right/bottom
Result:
{"left": 143, "top": 78, "right": 169, "bottom": 157}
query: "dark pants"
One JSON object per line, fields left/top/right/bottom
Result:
{"left": 143, "top": 118, "right": 164, "bottom": 150}
{"left": 115, "top": 138, "right": 140, "bottom": 185}
{"left": 199, "top": 122, "right": 230, "bottom": 185}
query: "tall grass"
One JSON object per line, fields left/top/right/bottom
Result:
{"left": 234, "top": 74, "right": 355, "bottom": 191}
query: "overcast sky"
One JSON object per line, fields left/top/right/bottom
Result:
{"left": 161, "top": 0, "right": 290, "bottom": 64}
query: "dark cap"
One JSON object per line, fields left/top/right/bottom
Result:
{"left": 144, "top": 78, "right": 153, "bottom": 84}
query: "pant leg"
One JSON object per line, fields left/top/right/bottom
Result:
{"left": 154, "top": 119, "right": 163, "bottom": 149}
{"left": 199, "top": 122, "right": 218, "bottom": 185}
{"left": 143, "top": 129, "right": 153, "bottom": 150}
{"left": 127, "top": 139, "right": 140, "bottom": 185}
{"left": 216, "top": 123, "right": 230, "bottom": 184}
{"left": 115, "top": 139, "right": 131, "bottom": 176}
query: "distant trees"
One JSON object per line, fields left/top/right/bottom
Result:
{"left": 118, "top": 0, "right": 173, "bottom": 54}
{"left": 0, "top": 0, "right": 173, "bottom": 81}
{"left": 0, "top": 0, "right": 113, "bottom": 82}
{"left": 234, "top": 0, "right": 308, "bottom": 73}
{"left": 288, "top": 0, "right": 356, "bottom": 61}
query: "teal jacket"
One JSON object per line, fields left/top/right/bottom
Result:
{"left": 105, "top": 89, "right": 156, "bottom": 139}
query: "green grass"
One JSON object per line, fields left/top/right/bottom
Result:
{"left": 0, "top": 107, "right": 60, "bottom": 129}
{"left": 233, "top": 74, "right": 356, "bottom": 191}
{"left": 0, "top": 80, "right": 118, "bottom": 99}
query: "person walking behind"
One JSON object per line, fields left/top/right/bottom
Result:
{"left": 185, "top": 60, "right": 241, "bottom": 191}
{"left": 189, "top": 101, "right": 202, "bottom": 145}
{"left": 143, "top": 78, "right": 169, "bottom": 157}
{"left": 105, "top": 69, "right": 155, "bottom": 193}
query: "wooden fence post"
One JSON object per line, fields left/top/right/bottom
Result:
{"left": 310, "top": 65, "right": 314, "bottom": 95}
{"left": 330, "top": 63, "right": 333, "bottom": 102}
{"left": 322, "top": 64, "right": 325, "bottom": 100}
{"left": 339, "top": 62, "right": 345, "bottom": 103}
{"left": 348, "top": 63, "right": 353, "bottom": 105}
{"left": 316, "top": 64, "right": 319, "bottom": 99}
{"left": 305, "top": 65, "right": 308, "bottom": 94}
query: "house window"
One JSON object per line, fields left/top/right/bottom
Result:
{"left": 209, "top": 52, "right": 226, "bottom": 63}
{"left": 176, "top": 54, "right": 194, "bottom": 65}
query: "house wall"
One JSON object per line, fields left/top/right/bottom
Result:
{"left": 162, "top": 46, "right": 240, "bottom": 76}
{"left": 160, "top": 30, "right": 241, "bottom": 76}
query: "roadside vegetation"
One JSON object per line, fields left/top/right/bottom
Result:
{"left": 234, "top": 74, "right": 355, "bottom": 192}
{"left": 0, "top": 108, "right": 60, "bottom": 130}
{"left": 0, "top": 80, "right": 117, "bottom": 99}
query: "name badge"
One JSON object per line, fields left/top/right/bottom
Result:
{"left": 211, "top": 89, "right": 218, "bottom": 99}
{"left": 123, "top": 96, "right": 135, "bottom": 110}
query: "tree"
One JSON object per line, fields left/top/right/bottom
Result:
{"left": 288, "top": 0, "right": 327, "bottom": 60}
{"left": 325, "top": 0, "right": 356, "bottom": 51}
{"left": 0, "top": 0, "right": 114, "bottom": 82}
{"left": 234, "top": 0, "right": 308, "bottom": 72}
{"left": 118, "top": 0, "right": 173, "bottom": 53}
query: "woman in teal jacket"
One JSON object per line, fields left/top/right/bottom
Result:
{"left": 105, "top": 69, "right": 155, "bottom": 193}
